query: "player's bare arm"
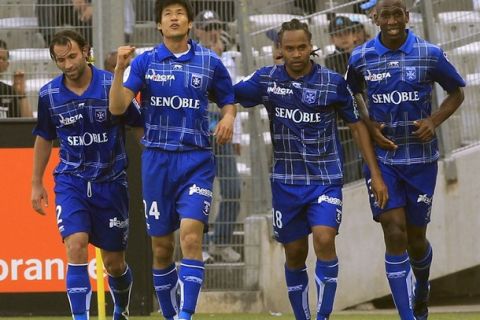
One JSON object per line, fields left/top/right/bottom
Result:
{"left": 31, "top": 136, "right": 53, "bottom": 215}
{"left": 109, "top": 46, "right": 136, "bottom": 115}
{"left": 214, "top": 104, "right": 236, "bottom": 145}
{"left": 413, "top": 87, "right": 464, "bottom": 142}
{"left": 348, "top": 120, "right": 388, "bottom": 209}
{"left": 354, "top": 93, "right": 397, "bottom": 151}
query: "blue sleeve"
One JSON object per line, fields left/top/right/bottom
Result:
{"left": 335, "top": 77, "right": 360, "bottom": 124}
{"left": 345, "top": 57, "right": 364, "bottom": 94}
{"left": 32, "top": 93, "right": 56, "bottom": 140}
{"left": 123, "top": 98, "right": 143, "bottom": 127}
{"left": 233, "top": 70, "right": 264, "bottom": 108}
{"left": 430, "top": 49, "right": 466, "bottom": 92}
{"left": 211, "top": 59, "right": 235, "bottom": 108}
{"left": 123, "top": 55, "right": 146, "bottom": 94}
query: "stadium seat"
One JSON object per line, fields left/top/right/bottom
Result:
{"left": 436, "top": 11, "right": 480, "bottom": 45}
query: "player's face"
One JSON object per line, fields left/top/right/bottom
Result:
{"left": 280, "top": 30, "right": 312, "bottom": 76}
{"left": 53, "top": 40, "right": 89, "bottom": 82}
{"left": 158, "top": 4, "right": 192, "bottom": 40}
{"left": 374, "top": 0, "right": 409, "bottom": 41}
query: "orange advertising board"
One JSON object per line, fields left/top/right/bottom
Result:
{"left": 0, "top": 148, "right": 103, "bottom": 292}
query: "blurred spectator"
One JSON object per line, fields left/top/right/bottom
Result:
{"left": 324, "top": 15, "right": 355, "bottom": 75}
{"left": 266, "top": 28, "right": 284, "bottom": 65}
{"left": 36, "top": 0, "right": 92, "bottom": 47}
{"left": 194, "top": 10, "right": 243, "bottom": 263}
{"left": 0, "top": 40, "right": 32, "bottom": 118}
{"left": 104, "top": 51, "right": 117, "bottom": 73}
{"left": 352, "top": 20, "right": 371, "bottom": 46}
{"left": 124, "top": 0, "right": 135, "bottom": 43}
{"left": 324, "top": 17, "right": 362, "bottom": 184}
{"left": 293, "top": 0, "right": 317, "bottom": 14}
{"left": 360, "top": 0, "right": 377, "bottom": 19}
{"left": 191, "top": 1, "right": 235, "bottom": 22}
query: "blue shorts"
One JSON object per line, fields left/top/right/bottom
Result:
{"left": 54, "top": 174, "right": 129, "bottom": 251}
{"left": 271, "top": 182, "right": 343, "bottom": 244}
{"left": 364, "top": 161, "right": 438, "bottom": 226}
{"left": 142, "top": 148, "right": 215, "bottom": 237}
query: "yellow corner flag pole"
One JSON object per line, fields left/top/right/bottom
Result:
{"left": 88, "top": 48, "right": 106, "bottom": 320}
{"left": 95, "top": 247, "right": 106, "bottom": 320}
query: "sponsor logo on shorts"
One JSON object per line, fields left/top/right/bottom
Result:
{"left": 417, "top": 194, "right": 432, "bottom": 205}
{"left": 318, "top": 194, "right": 342, "bottom": 206}
{"left": 189, "top": 184, "right": 213, "bottom": 198}
{"left": 336, "top": 208, "right": 342, "bottom": 224}
{"left": 109, "top": 217, "right": 129, "bottom": 229}
{"left": 202, "top": 200, "right": 211, "bottom": 216}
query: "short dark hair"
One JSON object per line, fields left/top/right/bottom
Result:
{"left": 0, "top": 39, "right": 9, "bottom": 59}
{"left": 155, "top": 0, "right": 194, "bottom": 24}
{"left": 49, "top": 30, "right": 89, "bottom": 61}
{"left": 278, "top": 18, "right": 312, "bottom": 44}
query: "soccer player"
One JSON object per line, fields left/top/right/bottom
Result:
{"left": 346, "top": 1, "right": 465, "bottom": 319}
{"left": 31, "top": 30, "right": 142, "bottom": 320}
{"left": 108, "top": 1, "right": 236, "bottom": 319}
{"left": 234, "top": 19, "right": 388, "bottom": 320}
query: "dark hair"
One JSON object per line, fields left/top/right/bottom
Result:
{"left": 155, "top": 0, "right": 194, "bottom": 24}
{"left": 0, "top": 39, "right": 8, "bottom": 59}
{"left": 278, "top": 18, "right": 312, "bottom": 44}
{"left": 49, "top": 30, "right": 89, "bottom": 61}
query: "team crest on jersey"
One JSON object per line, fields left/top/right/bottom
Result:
{"left": 302, "top": 88, "right": 318, "bottom": 104}
{"left": 191, "top": 73, "right": 202, "bottom": 88}
{"left": 405, "top": 67, "right": 416, "bottom": 81}
{"left": 95, "top": 110, "right": 107, "bottom": 122}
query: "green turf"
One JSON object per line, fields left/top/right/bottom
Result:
{"left": 1, "top": 313, "right": 480, "bottom": 320}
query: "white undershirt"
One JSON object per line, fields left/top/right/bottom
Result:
{"left": 173, "top": 44, "right": 191, "bottom": 58}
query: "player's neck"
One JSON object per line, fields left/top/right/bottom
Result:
{"left": 64, "top": 64, "right": 92, "bottom": 95}
{"left": 285, "top": 61, "right": 313, "bottom": 80}
{"left": 164, "top": 35, "right": 190, "bottom": 54}
{"left": 380, "top": 31, "right": 408, "bottom": 51}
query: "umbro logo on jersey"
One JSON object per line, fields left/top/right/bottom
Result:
{"left": 388, "top": 61, "right": 400, "bottom": 68}
{"left": 173, "top": 64, "right": 183, "bottom": 70}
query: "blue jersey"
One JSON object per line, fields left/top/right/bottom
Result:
{"left": 347, "top": 30, "right": 466, "bottom": 165}
{"left": 123, "top": 39, "right": 235, "bottom": 151}
{"left": 33, "top": 65, "right": 142, "bottom": 182}
{"left": 234, "top": 63, "right": 360, "bottom": 185}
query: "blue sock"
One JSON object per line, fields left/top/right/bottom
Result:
{"left": 410, "top": 243, "right": 433, "bottom": 289}
{"left": 178, "top": 259, "right": 205, "bottom": 319}
{"left": 315, "top": 258, "right": 338, "bottom": 319}
{"left": 108, "top": 265, "right": 133, "bottom": 319}
{"left": 285, "top": 265, "right": 310, "bottom": 320}
{"left": 153, "top": 264, "right": 179, "bottom": 319}
{"left": 385, "top": 252, "right": 415, "bottom": 320}
{"left": 66, "top": 263, "right": 91, "bottom": 320}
